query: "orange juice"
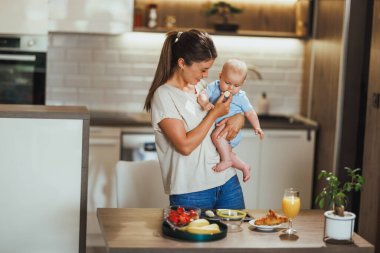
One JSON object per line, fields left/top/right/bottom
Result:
{"left": 282, "top": 196, "right": 301, "bottom": 218}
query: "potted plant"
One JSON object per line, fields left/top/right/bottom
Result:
{"left": 205, "top": 1, "right": 243, "bottom": 32}
{"left": 315, "top": 167, "right": 364, "bottom": 242}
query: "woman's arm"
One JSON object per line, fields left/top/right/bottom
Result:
{"left": 159, "top": 94, "right": 232, "bottom": 155}
{"left": 215, "top": 113, "right": 245, "bottom": 141}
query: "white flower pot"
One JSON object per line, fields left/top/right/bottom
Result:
{"left": 324, "top": 210, "right": 356, "bottom": 241}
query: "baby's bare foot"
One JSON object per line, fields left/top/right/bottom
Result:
{"left": 212, "top": 161, "right": 233, "bottom": 172}
{"left": 242, "top": 167, "right": 251, "bottom": 182}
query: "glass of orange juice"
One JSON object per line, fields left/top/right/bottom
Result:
{"left": 282, "top": 188, "right": 300, "bottom": 234}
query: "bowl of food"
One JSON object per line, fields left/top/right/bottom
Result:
{"left": 164, "top": 206, "right": 201, "bottom": 228}
{"left": 216, "top": 209, "right": 247, "bottom": 232}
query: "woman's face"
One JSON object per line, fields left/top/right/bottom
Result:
{"left": 181, "top": 59, "right": 215, "bottom": 85}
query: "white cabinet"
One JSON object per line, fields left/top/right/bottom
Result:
{"left": 0, "top": 0, "right": 48, "bottom": 34}
{"left": 233, "top": 130, "right": 261, "bottom": 209}
{"left": 87, "top": 127, "right": 121, "bottom": 246}
{"left": 0, "top": 106, "right": 88, "bottom": 253}
{"left": 49, "top": 0, "right": 133, "bottom": 34}
{"left": 235, "top": 129, "right": 315, "bottom": 210}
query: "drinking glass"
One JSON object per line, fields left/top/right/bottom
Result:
{"left": 282, "top": 188, "right": 301, "bottom": 234}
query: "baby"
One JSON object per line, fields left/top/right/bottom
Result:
{"left": 197, "top": 59, "right": 264, "bottom": 182}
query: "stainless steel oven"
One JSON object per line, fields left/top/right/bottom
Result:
{"left": 0, "top": 35, "right": 47, "bottom": 105}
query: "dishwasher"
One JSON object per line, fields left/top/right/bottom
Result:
{"left": 121, "top": 128, "right": 157, "bottom": 161}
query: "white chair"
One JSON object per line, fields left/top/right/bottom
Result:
{"left": 115, "top": 160, "right": 169, "bottom": 208}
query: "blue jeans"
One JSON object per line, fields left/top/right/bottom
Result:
{"left": 169, "top": 175, "right": 245, "bottom": 209}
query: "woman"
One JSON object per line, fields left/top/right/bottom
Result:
{"left": 144, "top": 29, "right": 245, "bottom": 209}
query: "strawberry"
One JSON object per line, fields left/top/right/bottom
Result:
{"left": 177, "top": 206, "right": 185, "bottom": 214}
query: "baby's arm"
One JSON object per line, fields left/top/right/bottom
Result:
{"left": 197, "top": 89, "right": 214, "bottom": 111}
{"left": 244, "top": 109, "right": 264, "bottom": 140}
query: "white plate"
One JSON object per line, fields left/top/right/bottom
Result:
{"left": 249, "top": 219, "right": 283, "bottom": 231}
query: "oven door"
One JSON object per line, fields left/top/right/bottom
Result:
{"left": 0, "top": 51, "right": 46, "bottom": 104}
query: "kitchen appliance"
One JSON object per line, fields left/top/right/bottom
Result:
{"left": 0, "top": 35, "right": 47, "bottom": 104}
{"left": 121, "top": 129, "right": 157, "bottom": 161}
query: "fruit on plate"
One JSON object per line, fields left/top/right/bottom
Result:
{"left": 187, "top": 223, "right": 221, "bottom": 235}
{"left": 180, "top": 219, "right": 221, "bottom": 234}
{"left": 167, "top": 206, "right": 199, "bottom": 226}
{"left": 188, "top": 218, "right": 210, "bottom": 227}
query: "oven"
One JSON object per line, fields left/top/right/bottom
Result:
{"left": 0, "top": 35, "right": 47, "bottom": 105}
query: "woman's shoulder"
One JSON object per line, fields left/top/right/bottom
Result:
{"left": 154, "top": 84, "right": 175, "bottom": 97}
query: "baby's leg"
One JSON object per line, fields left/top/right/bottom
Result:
{"left": 231, "top": 152, "right": 251, "bottom": 182}
{"left": 211, "top": 124, "right": 233, "bottom": 172}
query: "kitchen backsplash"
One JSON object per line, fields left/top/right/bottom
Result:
{"left": 46, "top": 32, "right": 304, "bottom": 115}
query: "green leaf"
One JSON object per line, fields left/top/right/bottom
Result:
{"left": 319, "top": 198, "right": 325, "bottom": 209}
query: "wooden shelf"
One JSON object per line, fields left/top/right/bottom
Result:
{"left": 133, "top": 27, "right": 309, "bottom": 39}
{"left": 133, "top": 0, "right": 313, "bottom": 40}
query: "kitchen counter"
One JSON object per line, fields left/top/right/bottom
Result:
{"left": 97, "top": 208, "right": 373, "bottom": 253}
{"left": 90, "top": 110, "right": 318, "bottom": 130}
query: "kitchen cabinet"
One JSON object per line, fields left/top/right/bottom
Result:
{"left": 87, "top": 127, "right": 121, "bottom": 248}
{"left": 49, "top": 0, "right": 133, "bottom": 34}
{"left": 0, "top": 0, "right": 48, "bottom": 35}
{"left": 133, "top": 0, "right": 312, "bottom": 38}
{"left": 235, "top": 129, "right": 315, "bottom": 209}
{"left": 0, "top": 105, "right": 88, "bottom": 253}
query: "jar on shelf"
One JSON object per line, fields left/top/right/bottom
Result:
{"left": 134, "top": 7, "right": 144, "bottom": 28}
{"left": 146, "top": 4, "right": 158, "bottom": 29}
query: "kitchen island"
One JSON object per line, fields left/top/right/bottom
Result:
{"left": 97, "top": 208, "right": 373, "bottom": 253}
{"left": 0, "top": 105, "right": 89, "bottom": 253}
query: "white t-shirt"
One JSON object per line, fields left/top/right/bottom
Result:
{"left": 151, "top": 84, "right": 236, "bottom": 195}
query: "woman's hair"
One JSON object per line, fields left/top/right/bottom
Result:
{"left": 144, "top": 29, "right": 217, "bottom": 112}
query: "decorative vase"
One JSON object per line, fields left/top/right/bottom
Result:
{"left": 324, "top": 210, "right": 355, "bottom": 243}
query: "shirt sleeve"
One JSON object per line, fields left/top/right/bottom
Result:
{"left": 151, "top": 87, "right": 182, "bottom": 131}
{"left": 206, "top": 80, "right": 221, "bottom": 104}
{"left": 239, "top": 91, "right": 254, "bottom": 112}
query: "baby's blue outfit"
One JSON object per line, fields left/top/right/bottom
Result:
{"left": 206, "top": 80, "right": 253, "bottom": 148}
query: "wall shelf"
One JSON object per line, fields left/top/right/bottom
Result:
{"left": 133, "top": 0, "right": 313, "bottom": 39}
{"left": 133, "top": 26, "right": 309, "bottom": 39}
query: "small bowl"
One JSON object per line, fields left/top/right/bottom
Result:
{"left": 216, "top": 209, "right": 247, "bottom": 232}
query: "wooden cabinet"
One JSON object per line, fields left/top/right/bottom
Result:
{"left": 49, "top": 0, "right": 133, "bottom": 34}
{"left": 133, "top": 0, "right": 312, "bottom": 38}
{"left": 235, "top": 129, "right": 315, "bottom": 209}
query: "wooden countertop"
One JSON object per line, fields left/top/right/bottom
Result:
{"left": 97, "top": 208, "right": 373, "bottom": 253}
{"left": 0, "top": 104, "right": 89, "bottom": 119}
{"left": 90, "top": 110, "right": 318, "bottom": 130}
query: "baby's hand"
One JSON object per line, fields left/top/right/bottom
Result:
{"left": 197, "top": 90, "right": 213, "bottom": 111}
{"left": 255, "top": 128, "right": 265, "bottom": 140}
{"left": 203, "top": 102, "right": 215, "bottom": 111}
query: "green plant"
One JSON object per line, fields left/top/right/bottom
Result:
{"left": 205, "top": 1, "right": 243, "bottom": 24}
{"left": 315, "top": 167, "right": 364, "bottom": 216}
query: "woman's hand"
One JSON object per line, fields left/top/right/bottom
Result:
{"left": 211, "top": 93, "right": 232, "bottom": 118}
{"left": 216, "top": 113, "right": 245, "bottom": 141}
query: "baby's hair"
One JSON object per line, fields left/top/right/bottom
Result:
{"left": 222, "top": 58, "right": 248, "bottom": 79}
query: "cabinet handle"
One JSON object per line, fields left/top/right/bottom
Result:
{"left": 372, "top": 93, "right": 380, "bottom": 108}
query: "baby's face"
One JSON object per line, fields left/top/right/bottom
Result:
{"left": 219, "top": 69, "right": 245, "bottom": 95}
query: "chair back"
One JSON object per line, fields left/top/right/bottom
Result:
{"left": 115, "top": 160, "right": 169, "bottom": 208}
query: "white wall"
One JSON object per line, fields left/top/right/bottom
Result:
{"left": 47, "top": 32, "right": 304, "bottom": 115}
